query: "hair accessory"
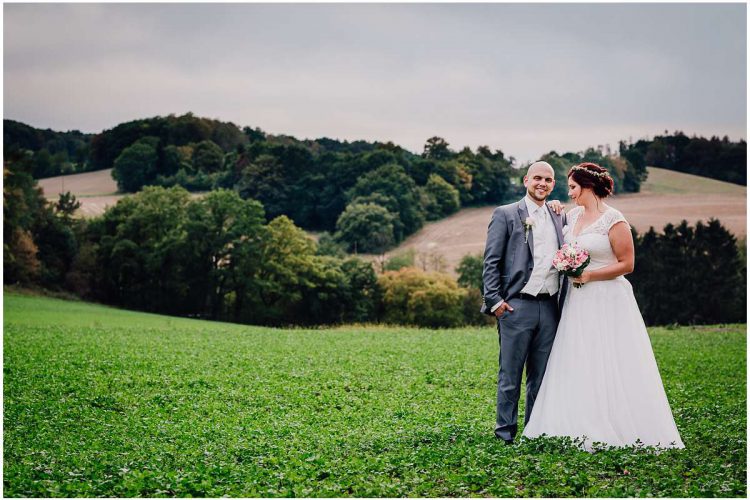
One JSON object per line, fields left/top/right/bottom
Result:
{"left": 570, "top": 165, "right": 612, "bottom": 179}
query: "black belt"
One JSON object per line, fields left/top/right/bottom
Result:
{"left": 518, "top": 293, "right": 555, "bottom": 301}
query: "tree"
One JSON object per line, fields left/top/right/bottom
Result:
{"left": 161, "top": 145, "right": 189, "bottom": 177}
{"left": 93, "top": 186, "right": 192, "bottom": 311}
{"left": 252, "top": 215, "right": 319, "bottom": 323}
{"left": 462, "top": 148, "right": 515, "bottom": 204}
{"left": 182, "top": 189, "right": 266, "bottom": 320}
{"left": 346, "top": 163, "right": 424, "bottom": 242}
{"left": 111, "top": 136, "right": 160, "bottom": 192}
{"left": 54, "top": 192, "right": 81, "bottom": 222}
{"left": 423, "top": 136, "right": 452, "bottom": 160}
{"left": 628, "top": 219, "right": 745, "bottom": 325}
{"left": 316, "top": 232, "right": 347, "bottom": 258}
{"left": 422, "top": 174, "right": 460, "bottom": 220}
{"left": 4, "top": 150, "right": 46, "bottom": 283}
{"left": 456, "top": 253, "right": 483, "bottom": 289}
{"left": 235, "top": 154, "right": 287, "bottom": 219}
{"left": 192, "top": 140, "right": 225, "bottom": 173}
{"left": 339, "top": 257, "right": 380, "bottom": 323}
{"left": 620, "top": 141, "right": 648, "bottom": 192}
{"left": 687, "top": 219, "right": 745, "bottom": 323}
{"left": 334, "top": 202, "right": 395, "bottom": 254}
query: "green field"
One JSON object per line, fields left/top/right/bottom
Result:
{"left": 640, "top": 167, "right": 747, "bottom": 195}
{"left": 4, "top": 294, "right": 746, "bottom": 497}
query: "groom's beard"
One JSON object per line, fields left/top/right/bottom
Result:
{"left": 527, "top": 188, "right": 551, "bottom": 203}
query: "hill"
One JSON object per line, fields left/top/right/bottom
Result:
{"left": 4, "top": 293, "right": 746, "bottom": 497}
{"left": 382, "top": 167, "right": 746, "bottom": 275}
{"left": 37, "top": 166, "right": 746, "bottom": 274}
{"left": 37, "top": 168, "right": 121, "bottom": 217}
{"left": 37, "top": 168, "right": 206, "bottom": 217}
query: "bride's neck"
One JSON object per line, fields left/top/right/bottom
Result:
{"left": 580, "top": 197, "right": 605, "bottom": 214}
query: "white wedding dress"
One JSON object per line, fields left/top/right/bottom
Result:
{"left": 522, "top": 206, "right": 684, "bottom": 451}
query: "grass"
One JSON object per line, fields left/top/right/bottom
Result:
{"left": 4, "top": 293, "right": 746, "bottom": 497}
{"left": 639, "top": 167, "right": 746, "bottom": 195}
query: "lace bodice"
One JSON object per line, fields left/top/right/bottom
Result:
{"left": 563, "top": 206, "right": 630, "bottom": 271}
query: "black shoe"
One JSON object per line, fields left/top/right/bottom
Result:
{"left": 495, "top": 435, "right": 514, "bottom": 445}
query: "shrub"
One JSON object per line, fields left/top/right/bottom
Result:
{"left": 378, "top": 268, "right": 466, "bottom": 327}
{"left": 384, "top": 248, "right": 416, "bottom": 271}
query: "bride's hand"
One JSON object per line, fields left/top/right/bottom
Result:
{"left": 547, "top": 199, "right": 564, "bottom": 215}
{"left": 572, "top": 271, "right": 592, "bottom": 285}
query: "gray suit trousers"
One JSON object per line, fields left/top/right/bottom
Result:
{"left": 495, "top": 295, "right": 559, "bottom": 442}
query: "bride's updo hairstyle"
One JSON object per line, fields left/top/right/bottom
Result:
{"left": 568, "top": 162, "right": 614, "bottom": 198}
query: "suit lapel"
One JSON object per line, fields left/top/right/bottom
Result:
{"left": 518, "top": 198, "right": 533, "bottom": 257}
{"left": 546, "top": 204, "right": 564, "bottom": 247}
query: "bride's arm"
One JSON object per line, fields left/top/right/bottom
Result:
{"left": 572, "top": 222, "right": 634, "bottom": 284}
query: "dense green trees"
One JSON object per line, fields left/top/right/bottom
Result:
{"left": 422, "top": 174, "right": 461, "bottom": 220}
{"left": 346, "top": 163, "right": 425, "bottom": 242}
{"left": 6, "top": 115, "right": 746, "bottom": 329}
{"left": 456, "top": 254, "right": 483, "bottom": 289}
{"left": 7, "top": 115, "right": 664, "bottom": 255}
{"left": 66, "top": 186, "right": 383, "bottom": 326}
{"left": 4, "top": 119, "right": 91, "bottom": 178}
{"left": 182, "top": 190, "right": 267, "bottom": 320}
{"left": 3, "top": 148, "right": 746, "bottom": 328}
{"left": 334, "top": 203, "right": 395, "bottom": 254}
{"left": 112, "top": 137, "right": 160, "bottom": 192}
{"left": 628, "top": 220, "right": 746, "bottom": 325}
{"left": 89, "top": 113, "right": 248, "bottom": 172}
{"left": 192, "top": 140, "right": 225, "bottom": 173}
{"left": 4, "top": 150, "right": 46, "bottom": 283}
{"left": 623, "top": 132, "right": 746, "bottom": 185}
{"left": 4, "top": 149, "right": 81, "bottom": 286}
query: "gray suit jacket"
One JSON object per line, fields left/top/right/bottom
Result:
{"left": 481, "top": 198, "right": 568, "bottom": 315}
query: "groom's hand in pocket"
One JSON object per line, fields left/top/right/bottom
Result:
{"left": 494, "top": 302, "right": 514, "bottom": 317}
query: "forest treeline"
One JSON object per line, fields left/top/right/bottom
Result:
{"left": 4, "top": 114, "right": 746, "bottom": 327}
{"left": 620, "top": 131, "right": 746, "bottom": 185}
{"left": 4, "top": 146, "right": 745, "bottom": 327}
{"left": 5, "top": 113, "right": 655, "bottom": 253}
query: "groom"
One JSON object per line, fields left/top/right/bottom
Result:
{"left": 481, "top": 161, "right": 567, "bottom": 444}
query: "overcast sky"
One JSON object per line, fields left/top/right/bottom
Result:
{"left": 4, "top": 3, "right": 747, "bottom": 163}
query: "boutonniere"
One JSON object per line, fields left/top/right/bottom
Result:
{"left": 523, "top": 217, "right": 535, "bottom": 243}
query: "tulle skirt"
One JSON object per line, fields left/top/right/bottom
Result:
{"left": 522, "top": 276, "right": 684, "bottom": 451}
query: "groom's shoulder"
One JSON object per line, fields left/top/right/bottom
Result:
{"left": 493, "top": 200, "right": 520, "bottom": 216}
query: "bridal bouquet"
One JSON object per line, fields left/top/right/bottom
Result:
{"left": 552, "top": 243, "right": 590, "bottom": 288}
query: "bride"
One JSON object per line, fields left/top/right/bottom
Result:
{"left": 522, "top": 162, "right": 684, "bottom": 451}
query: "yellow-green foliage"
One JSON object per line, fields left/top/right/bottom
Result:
{"left": 379, "top": 267, "right": 467, "bottom": 327}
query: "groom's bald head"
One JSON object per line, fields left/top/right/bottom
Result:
{"left": 526, "top": 161, "right": 555, "bottom": 178}
{"left": 524, "top": 161, "right": 556, "bottom": 203}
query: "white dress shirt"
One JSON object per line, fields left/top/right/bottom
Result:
{"left": 491, "top": 196, "right": 560, "bottom": 312}
{"left": 520, "top": 196, "right": 560, "bottom": 296}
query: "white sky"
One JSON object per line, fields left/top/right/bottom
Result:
{"left": 3, "top": 3, "right": 747, "bottom": 163}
